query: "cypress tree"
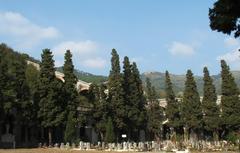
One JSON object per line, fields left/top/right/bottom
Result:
{"left": 202, "top": 67, "right": 220, "bottom": 141}
{"left": 165, "top": 71, "right": 181, "bottom": 139}
{"left": 146, "top": 77, "right": 157, "bottom": 104}
{"left": 12, "top": 59, "right": 32, "bottom": 122}
{"left": 108, "top": 49, "right": 126, "bottom": 138}
{"left": 181, "top": 70, "right": 202, "bottom": 141}
{"left": 64, "top": 111, "right": 76, "bottom": 143}
{"left": 92, "top": 84, "right": 108, "bottom": 141}
{"left": 63, "top": 50, "right": 78, "bottom": 112}
{"left": 131, "top": 62, "right": 147, "bottom": 138}
{"left": 123, "top": 56, "right": 138, "bottom": 139}
{"left": 105, "top": 117, "right": 115, "bottom": 143}
{"left": 145, "top": 78, "right": 164, "bottom": 141}
{"left": 0, "top": 54, "right": 8, "bottom": 120}
{"left": 38, "top": 49, "right": 65, "bottom": 145}
{"left": 123, "top": 58, "right": 146, "bottom": 140}
{"left": 63, "top": 50, "right": 78, "bottom": 142}
{"left": 220, "top": 60, "right": 240, "bottom": 134}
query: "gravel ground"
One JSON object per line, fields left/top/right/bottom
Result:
{"left": 0, "top": 148, "right": 239, "bottom": 153}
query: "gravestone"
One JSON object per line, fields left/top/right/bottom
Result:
{"left": 54, "top": 143, "right": 59, "bottom": 148}
{"left": 71, "top": 142, "right": 76, "bottom": 148}
{"left": 108, "top": 143, "right": 112, "bottom": 150}
{"left": 123, "top": 142, "right": 127, "bottom": 151}
{"left": 1, "top": 124, "right": 15, "bottom": 148}
{"left": 97, "top": 141, "right": 101, "bottom": 149}
{"left": 112, "top": 143, "right": 116, "bottom": 150}
{"left": 65, "top": 142, "right": 70, "bottom": 149}
{"left": 128, "top": 142, "right": 133, "bottom": 150}
{"left": 60, "top": 143, "right": 65, "bottom": 149}
{"left": 102, "top": 142, "right": 105, "bottom": 149}
{"left": 117, "top": 143, "right": 122, "bottom": 151}
{"left": 86, "top": 142, "right": 90, "bottom": 150}
{"left": 38, "top": 143, "right": 42, "bottom": 148}
{"left": 138, "top": 142, "right": 144, "bottom": 151}
{"left": 79, "top": 141, "right": 84, "bottom": 150}
{"left": 133, "top": 142, "right": 137, "bottom": 151}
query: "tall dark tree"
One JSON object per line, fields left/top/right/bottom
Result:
{"left": 92, "top": 84, "right": 108, "bottom": 141}
{"left": 145, "top": 78, "right": 164, "bottom": 141}
{"left": 146, "top": 77, "right": 157, "bottom": 104}
{"left": 0, "top": 53, "right": 8, "bottom": 120}
{"left": 165, "top": 71, "right": 181, "bottom": 140}
{"left": 131, "top": 62, "right": 147, "bottom": 137}
{"left": 123, "top": 56, "right": 137, "bottom": 139}
{"left": 12, "top": 58, "right": 32, "bottom": 121}
{"left": 38, "top": 49, "right": 65, "bottom": 145}
{"left": 63, "top": 50, "right": 78, "bottom": 112}
{"left": 63, "top": 50, "right": 78, "bottom": 142}
{"left": 202, "top": 67, "right": 220, "bottom": 141}
{"left": 220, "top": 60, "right": 240, "bottom": 135}
{"left": 181, "top": 70, "right": 202, "bottom": 141}
{"left": 123, "top": 57, "right": 146, "bottom": 140}
{"left": 209, "top": 0, "right": 240, "bottom": 38}
{"left": 105, "top": 117, "right": 115, "bottom": 143}
{"left": 25, "top": 64, "right": 40, "bottom": 123}
{"left": 64, "top": 111, "right": 76, "bottom": 143}
{"left": 108, "top": 49, "right": 126, "bottom": 139}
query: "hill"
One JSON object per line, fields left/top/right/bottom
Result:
{"left": 56, "top": 67, "right": 107, "bottom": 84}
{"left": 141, "top": 71, "right": 240, "bottom": 97}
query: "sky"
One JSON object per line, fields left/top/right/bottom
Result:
{"left": 1, "top": 0, "right": 240, "bottom": 76}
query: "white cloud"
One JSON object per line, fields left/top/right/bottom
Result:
{"left": 0, "top": 11, "right": 60, "bottom": 48}
{"left": 217, "top": 48, "right": 240, "bottom": 63}
{"left": 52, "top": 40, "right": 98, "bottom": 56}
{"left": 130, "top": 57, "right": 143, "bottom": 63}
{"left": 224, "top": 37, "right": 239, "bottom": 47}
{"left": 82, "top": 58, "right": 106, "bottom": 69}
{"left": 54, "top": 60, "right": 63, "bottom": 67}
{"left": 217, "top": 47, "right": 240, "bottom": 69}
{"left": 169, "top": 41, "right": 195, "bottom": 56}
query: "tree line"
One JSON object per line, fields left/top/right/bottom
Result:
{"left": 0, "top": 43, "right": 240, "bottom": 147}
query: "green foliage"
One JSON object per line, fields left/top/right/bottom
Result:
{"left": 146, "top": 77, "right": 164, "bottom": 140}
{"left": 63, "top": 50, "right": 78, "bottom": 113}
{"left": 91, "top": 84, "right": 108, "bottom": 141}
{"left": 108, "top": 49, "right": 126, "bottom": 133}
{"left": 209, "top": 0, "right": 240, "bottom": 38}
{"left": 221, "top": 60, "right": 240, "bottom": 131}
{"left": 105, "top": 117, "right": 115, "bottom": 143}
{"left": 226, "top": 131, "right": 240, "bottom": 144}
{"left": 0, "top": 44, "right": 33, "bottom": 123}
{"left": 165, "top": 71, "right": 181, "bottom": 129}
{"left": 38, "top": 49, "right": 65, "bottom": 128}
{"left": 202, "top": 67, "right": 220, "bottom": 134}
{"left": 64, "top": 111, "right": 77, "bottom": 143}
{"left": 0, "top": 53, "right": 7, "bottom": 118}
{"left": 181, "top": 70, "right": 202, "bottom": 130}
{"left": 131, "top": 62, "right": 147, "bottom": 130}
{"left": 146, "top": 77, "right": 158, "bottom": 103}
{"left": 147, "top": 101, "right": 164, "bottom": 140}
{"left": 123, "top": 57, "right": 146, "bottom": 140}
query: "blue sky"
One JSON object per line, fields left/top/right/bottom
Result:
{"left": 1, "top": 1, "right": 240, "bottom": 76}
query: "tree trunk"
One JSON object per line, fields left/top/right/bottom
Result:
{"left": 184, "top": 127, "right": 189, "bottom": 142}
{"left": 100, "top": 132, "right": 104, "bottom": 142}
{"left": 25, "top": 125, "right": 28, "bottom": 142}
{"left": 213, "top": 129, "right": 219, "bottom": 142}
{"left": 48, "top": 127, "right": 52, "bottom": 146}
{"left": 189, "top": 128, "right": 197, "bottom": 143}
{"left": 154, "top": 133, "right": 160, "bottom": 142}
{"left": 41, "top": 127, "right": 44, "bottom": 142}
